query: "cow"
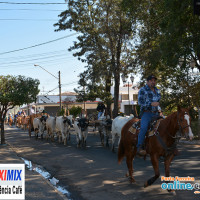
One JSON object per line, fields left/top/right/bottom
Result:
{"left": 55, "top": 116, "right": 71, "bottom": 145}
{"left": 97, "top": 115, "right": 112, "bottom": 147}
{"left": 66, "top": 115, "right": 73, "bottom": 141}
{"left": 28, "top": 113, "right": 43, "bottom": 137}
{"left": 33, "top": 116, "right": 46, "bottom": 139}
{"left": 74, "top": 117, "right": 89, "bottom": 148}
{"left": 111, "top": 115, "right": 134, "bottom": 152}
{"left": 46, "top": 116, "right": 56, "bottom": 141}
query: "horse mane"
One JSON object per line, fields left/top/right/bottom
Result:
{"left": 158, "top": 111, "right": 178, "bottom": 136}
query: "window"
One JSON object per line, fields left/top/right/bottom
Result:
{"left": 121, "top": 94, "right": 129, "bottom": 100}
{"left": 133, "top": 94, "right": 138, "bottom": 101}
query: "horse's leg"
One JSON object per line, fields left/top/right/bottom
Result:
{"left": 144, "top": 154, "right": 160, "bottom": 187}
{"left": 164, "top": 154, "right": 175, "bottom": 193}
{"left": 111, "top": 132, "right": 116, "bottom": 152}
{"left": 106, "top": 130, "right": 109, "bottom": 147}
{"left": 126, "top": 152, "right": 135, "bottom": 183}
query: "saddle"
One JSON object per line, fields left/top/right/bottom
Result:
{"left": 128, "top": 116, "right": 163, "bottom": 137}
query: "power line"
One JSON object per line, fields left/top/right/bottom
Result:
{"left": 0, "top": 19, "right": 57, "bottom": 21}
{"left": 0, "top": 33, "right": 78, "bottom": 56}
{"left": 0, "top": 49, "right": 67, "bottom": 60}
{"left": 0, "top": 8, "right": 65, "bottom": 11}
{"left": 0, "top": 2, "right": 66, "bottom": 5}
{"left": 0, "top": 53, "right": 69, "bottom": 65}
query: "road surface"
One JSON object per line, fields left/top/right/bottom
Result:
{"left": 5, "top": 125, "right": 200, "bottom": 200}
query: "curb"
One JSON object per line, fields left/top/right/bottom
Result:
{"left": 7, "top": 142, "right": 69, "bottom": 200}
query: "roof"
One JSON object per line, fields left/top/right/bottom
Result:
{"left": 60, "top": 91, "right": 77, "bottom": 96}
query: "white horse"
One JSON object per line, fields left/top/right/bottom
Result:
{"left": 111, "top": 115, "right": 134, "bottom": 152}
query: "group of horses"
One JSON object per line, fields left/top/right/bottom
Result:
{"left": 6, "top": 106, "right": 194, "bottom": 190}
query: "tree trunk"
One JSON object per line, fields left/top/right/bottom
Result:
{"left": 198, "top": 108, "right": 200, "bottom": 139}
{"left": 105, "top": 76, "right": 112, "bottom": 117}
{"left": 113, "top": 71, "right": 120, "bottom": 118}
{"left": 1, "top": 119, "right": 5, "bottom": 144}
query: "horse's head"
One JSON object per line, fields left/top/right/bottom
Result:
{"left": 177, "top": 106, "right": 194, "bottom": 140}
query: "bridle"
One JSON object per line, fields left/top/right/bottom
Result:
{"left": 177, "top": 111, "right": 191, "bottom": 134}
{"left": 165, "top": 111, "right": 190, "bottom": 140}
{"left": 155, "top": 110, "right": 191, "bottom": 158}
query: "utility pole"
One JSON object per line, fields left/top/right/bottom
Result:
{"left": 58, "top": 71, "right": 62, "bottom": 111}
{"left": 34, "top": 64, "right": 62, "bottom": 112}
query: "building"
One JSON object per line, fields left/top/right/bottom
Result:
{"left": 20, "top": 86, "right": 139, "bottom": 117}
{"left": 111, "top": 84, "right": 139, "bottom": 116}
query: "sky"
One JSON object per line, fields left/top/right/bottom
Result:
{"left": 0, "top": 0, "right": 85, "bottom": 95}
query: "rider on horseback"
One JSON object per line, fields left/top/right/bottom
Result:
{"left": 137, "top": 75, "right": 161, "bottom": 156}
{"left": 97, "top": 101, "right": 106, "bottom": 119}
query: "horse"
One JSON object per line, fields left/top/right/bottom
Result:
{"left": 8, "top": 115, "right": 13, "bottom": 127}
{"left": 118, "top": 106, "right": 194, "bottom": 188}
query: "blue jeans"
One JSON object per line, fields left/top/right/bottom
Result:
{"left": 137, "top": 112, "right": 157, "bottom": 148}
{"left": 98, "top": 112, "right": 103, "bottom": 119}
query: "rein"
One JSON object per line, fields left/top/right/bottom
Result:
{"left": 154, "top": 112, "right": 184, "bottom": 157}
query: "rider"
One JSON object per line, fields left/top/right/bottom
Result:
{"left": 137, "top": 75, "right": 161, "bottom": 156}
{"left": 97, "top": 101, "right": 106, "bottom": 119}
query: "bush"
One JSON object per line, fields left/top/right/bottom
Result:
{"left": 69, "top": 106, "right": 82, "bottom": 118}
{"left": 57, "top": 108, "right": 65, "bottom": 116}
{"left": 191, "top": 120, "right": 200, "bottom": 138}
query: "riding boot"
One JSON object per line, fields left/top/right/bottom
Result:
{"left": 136, "top": 146, "right": 146, "bottom": 156}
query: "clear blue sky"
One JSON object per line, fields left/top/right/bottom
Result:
{"left": 0, "top": 0, "right": 85, "bottom": 95}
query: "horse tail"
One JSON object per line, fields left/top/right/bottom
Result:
{"left": 118, "top": 139, "right": 125, "bottom": 164}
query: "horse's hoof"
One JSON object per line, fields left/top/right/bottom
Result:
{"left": 168, "top": 189, "right": 176, "bottom": 195}
{"left": 144, "top": 181, "right": 148, "bottom": 188}
{"left": 129, "top": 177, "right": 136, "bottom": 183}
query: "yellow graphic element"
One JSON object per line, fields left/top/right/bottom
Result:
{"left": 161, "top": 176, "right": 195, "bottom": 182}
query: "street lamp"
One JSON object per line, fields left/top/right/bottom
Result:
{"left": 121, "top": 74, "right": 134, "bottom": 115}
{"left": 34, "top": 64, "right": 62, "bottom": 112}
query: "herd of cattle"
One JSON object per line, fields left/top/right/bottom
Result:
{"left": 6, "top": 113, "right": 135, "bottom": 151}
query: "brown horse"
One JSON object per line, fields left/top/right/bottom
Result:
{"left": 8, "top": 115, "right": 13, "bottom": 127}
{"left": 118, "top": 106, "right": 194, "bottom": 187}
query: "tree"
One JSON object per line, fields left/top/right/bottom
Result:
{"left": 0, "top": 75, "right": 39, "bottom": 144}
{"left": 54, "top": 0, "right": 136, "bottom": 118}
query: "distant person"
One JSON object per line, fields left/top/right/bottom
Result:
{"left": 29, "top": 106, "right": 36, "bottom": 115}
{"left": 97, "top": 102, "right": 106, "bottom": 119}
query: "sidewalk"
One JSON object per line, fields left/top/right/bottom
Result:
{"left": 0, "top": 143, "right": 68, "bottom": 200}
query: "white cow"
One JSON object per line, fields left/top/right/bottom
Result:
{"left": 46, "top": 116, "right": 56, "bottom": 141}
{"left": 74, "top": 117, "right": 89, "bottom": 148}
{"left": 111, "top": 115, "right": 134, "bottom": 152}
{"left": 33, "top": 117, "right": 46, "bottom": 139}
{"left": 55, "top": 116, "right": 71, "bottom": 145}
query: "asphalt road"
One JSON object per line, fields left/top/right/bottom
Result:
{"left": 4, "top": 125, "right": 200, "bottom": 200}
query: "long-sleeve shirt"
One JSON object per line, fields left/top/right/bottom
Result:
{"left": 138, "top": 84, "right": 161, "bottom": 115}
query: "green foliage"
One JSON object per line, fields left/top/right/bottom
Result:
{"left": 0, "top": 75, "right": 40, "bottom": 108}
{"left": 69, "top": 106, "right": 82, "bottom": 118}
{"left": 0, "top": 75, "right": 40, "bottom": 144}
{"left": 57, "top": 108, "right": 65, "bottom": 116}
{"left": 55, "top": 0, "right": 136, "bottom": 118}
